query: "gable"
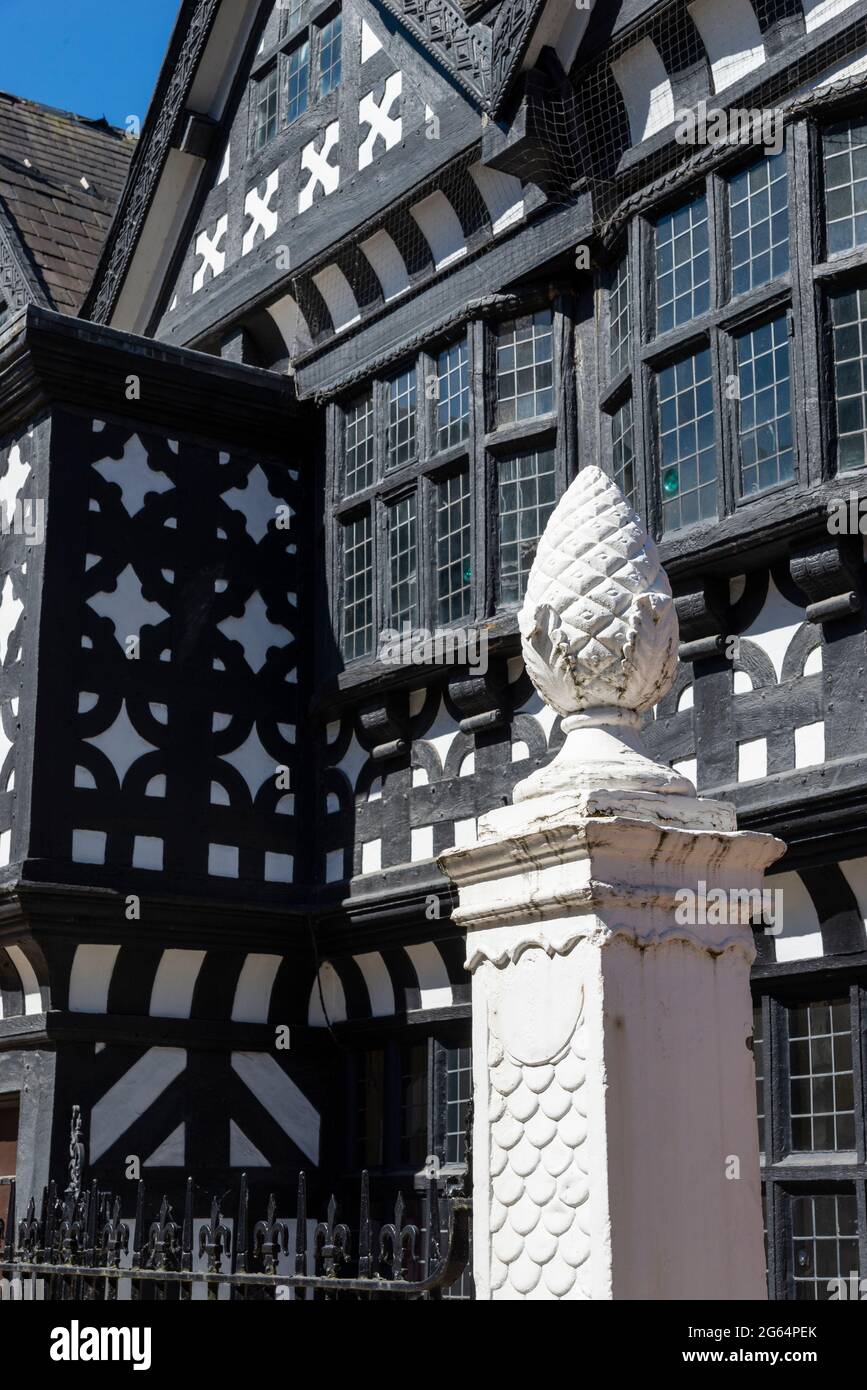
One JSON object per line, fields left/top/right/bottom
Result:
{"left": 86, "top": 0, "right": 586, "bottom": 339}
{"left": 154, "top": 0, "right": 520, "bottom": 356}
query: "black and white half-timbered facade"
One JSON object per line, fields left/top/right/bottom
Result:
{"left": 3, "top": 0, "right": 867, "bottom": 1301}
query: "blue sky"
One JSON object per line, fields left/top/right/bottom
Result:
{"left": 0, "top": 0, "right": 181, "bottom": 128}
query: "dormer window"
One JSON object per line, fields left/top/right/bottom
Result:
{"left": 249, "top": 4, "right": 342, "bottom": 150}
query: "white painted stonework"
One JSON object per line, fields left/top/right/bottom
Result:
{"left": 439, "top": 468, "right": 784, "bottom": 1299}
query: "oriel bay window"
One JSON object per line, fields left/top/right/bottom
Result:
{"left": 602, "top": 109, "right": 867, "bottom": 535}
{"left": 601, "top": 138, "right": 802, "bottom": 534}
{"left": 332, "top": 300, "right": 571, "bottom": 664}
{"left": 753, "top": 986, "right": 867, "bottom": 1301}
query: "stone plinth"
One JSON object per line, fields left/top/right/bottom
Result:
{"left": 441, "top": 788, "right": 784, "bottom": 1300}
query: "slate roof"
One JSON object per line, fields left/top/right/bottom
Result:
{"left": 0, "top": 91, "right": 133, "bottom": 315}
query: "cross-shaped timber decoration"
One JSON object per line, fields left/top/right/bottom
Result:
{"left": 299, "top": 122, "right": 341, "bottom": 215}
{"left": 242, "top": 170, "right": 280, "bottom": 257}
{"left": 358, "top": 73, "right": 404, "bottom": 171}
{"left": 192, "top": 214, "right": 228, "bottom": 293}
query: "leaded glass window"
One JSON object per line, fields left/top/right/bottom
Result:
{"left": 736, "top": 315, "right": 794, "bottom": 496}
{"left": 436, "top": 471, "right": 472, "bottom": 623}
{"left": 657, "top": 349, "right": 717, "bottom": 530}
{"left": 824, "top": 119, "right": 867, "bottom": 256}
{"left": 496, "top": 310, "right": 554, "bottom": 424}
{"left": 655, "top": 196, "right": 710, "bottom": 334}
{"left": 729, "top": 151, "right": 790, "bottom": 297}
{"left": 498, "top": 448, "right": 556, "bottom": 605}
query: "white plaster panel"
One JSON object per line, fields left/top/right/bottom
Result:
{"left": 84, "top": 702, "right": 158, "bottom": 784}
{"left": 611, "top": 39, "right": 675, "bottom": 143}
{"left": 68, "top": 944, "right": 121, "bottom": 1013}
{"left": 149, "top": 949, "right": 206, "bottom": 1019}
{"left": 309, "top": 961, "right": 347, "bottom": 1025}
{"left": 312, "top": 264, "right": 361, "bottom": 332}
{"left": 410, "top": 192, "right": 467, "bottom": 270}
{"left": 411, "top": 825, "right": 434, "bottom": 862}
{"left": 737, "top": 738, "right": 767, "bottom": 782}
{"left": 232, "top": 953, "right": 282, "bottom": 1024}
{"left": 230, "top": 1121, "right": 269, "bottom": 1168}
{"left": 359, "top": 229, "right": 410, "bottom": 302}
{"left": 266, "top": 293, "right": 312, "bottom": 356}
{"left": 264, "top": 852, "right": 294, "bottom": 883}
{"left": 144, "top": 1123, "right": 186, "bottom": 1167}
{"left": 772, "top": 872, "right": 824, "bottom": 962}
{"left": 231, "top": 1053, "right": 320, "bottom": 1165}
{"left": 469, "top": 162, "right": 524, "bottom": 234}
{"left": 405, "top": 942, "right": 453, "bottom": 1011}
{"left": 688, "top": 0, "right": 765, "bottom": 92}
{"left": 794, "top": 721, "right": 825, "bottom": 769}
{"left": 354, "top": 951, "right": 395, "bottom": 1018}
{"left": 5, "top": 945, "right": 42, "bottom": 1015}
{"left": 803, "top": 0, "right": 859, "bottom": 31}
{"left": 740, "top": 579, "right": 806, "bottom": 682}
{"left": 72, "top": 829, "right": 107, "bottom": 865}
{"left": 838, "top": 858, "right": 867, "bottom": 941}
{"left": 222, "top": 465, "right": 280, "bottom": 544}
{"left": 362, "top": 839, "right": 382, "bottom": 873}
{"left": 217, "top": 591, "right": 291, "bottom": 671}
{"left": 91, "top": 1048, "right": 186, "bottom": 1161}
{"left": 92, "top": 435, "right": 173, "bottom": 516}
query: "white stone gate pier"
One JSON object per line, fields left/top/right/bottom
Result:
{"left": 438, "top": 467, "right": 784, "bottom": 1300}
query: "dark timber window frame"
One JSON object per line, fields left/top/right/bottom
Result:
{"left": 345, "top": 1026, "right": 472, "bottom": 1185}
{"left": 599, "top": 108, "right": 867, "bottom": 548}
{"left": 599, "top": 134, "right": 804, "bottom": 538}
{"left": 753, "top": 978, "right": 867, "bottom": 1301}
{"left": 331, "top": 294, "right": 574, "bottom": 666}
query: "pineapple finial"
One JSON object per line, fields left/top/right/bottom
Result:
{"left": 514, "top": 466, "right": 690, "bottom": 802}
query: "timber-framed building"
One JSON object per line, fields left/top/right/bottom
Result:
{"left": 2, "top": 0, "right": 867, "bottom": 1300}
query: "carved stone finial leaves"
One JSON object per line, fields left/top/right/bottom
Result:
{"left": 514, "top": 467, "right": 688, "bottom": 802}
{"left": 519, "top": 466, "right": 678, "bottom": 720}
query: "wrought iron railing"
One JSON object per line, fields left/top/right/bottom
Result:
{"left": 0, "top": 1172, "right": 471, "bottom": 1301}
{"left": 0, "top": 1110, "right": 471, "bottom": 1301}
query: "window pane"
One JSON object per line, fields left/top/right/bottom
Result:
{"left": 752, "top": 1004, "right": 765, "bottom": 1156}
{"left": 823, "top": 120, "right": 867, "bottom": 256}
{"left": 435, "top": 471, "right": 472, "bottom": 623}
{"left": 356, "top": 1049, "right": 385, "bottom": 1168}
{"left": 496, "top": 309, "right": 554, "bottom": 425}
{"left": 791, "top": 1191, "right": 859, "bottom": 1300}
{"left": 436, "top": 339, "right": 470, "bottom": 450}
{"left": 831, "top": 284, "right": 867, "bottom": 472}
{"left": 610, "top": 254, "right": 631, "bottom": 379}
{"left": 282, "top": 0, "right": 306, "bottom": 34}
{"left": 657, "top": 349, "right": 717, "bottom": 531}
{"left": 318, "top": 13, "right": 342, "bottom": 98}
{"left": 612, "top": 397, "right": 637, "bottom": 513}
{"left": 655, "top": 195, "right": 710, "bottom": 334}
{"left": 787, "top": 1000, "right": 855, "bottom": 1153}
{"left": 387, "top": 367, "right": 417, "bottom": 470}
{"left": 387, "top": 494, "right": 418, "bottom": 629}
{"left": 445, "top": 1045, "right": 472, "bottom": 1166}
{"left": 737, "top": 315, "right": 794, "bottom": 496}
{"left": 344, "top": 391, "right": 375, "bottom": 495}
{"left": 401, "top": 1043, "right": 428, "bottom": 1168}
{"left": 286, "top": 40, "right": 310, "bottom": 124}
{"left": 498, "top": 448, "right": 557, "bottom": 606}
{"left": 253, "top": 68, "right": 279, "bottom": 150}
{"left": 729, "top": 150, "right": 789, "bottom": 297}
{"left": 342, "top": 512, "right": 373, "bottom": 660}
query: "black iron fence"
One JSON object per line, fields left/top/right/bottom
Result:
{"left": 0, "top": 1110, "right": 471, "bottom": 1301}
